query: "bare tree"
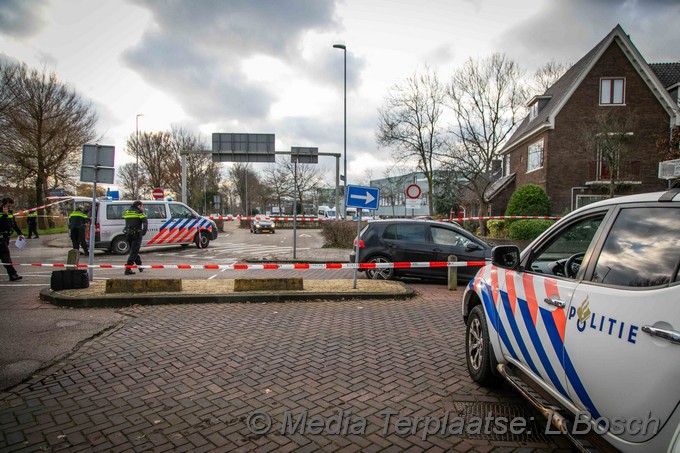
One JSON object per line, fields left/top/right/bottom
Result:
{"left": 116, "top": 162, "right": 145, "bottom": 199}
{"left": 579, "top": 109, "right": 638, "bottom": 198}
{"left": 377, "top": 67, "right": 448, "bottom": 215}
{"left": 262, "top": 161, "right": 293, "bottom": 214}
{"left": 281, "top": 160, "right": 325, "bottom": 214}
{"left": 125, "top": 131, "right": 175, "bottom": 197}
{"left": 165, "top": 126, "right": 220, "bottom": 212}
{"left": 228, "top": 163, "right": 260, "bottom": 215}
{"left": 0, "top": 62, "right": 98, "bottom": 209}
{"left": 531, "top": 60, "right": 570, "bottom": 93}
{"left": 445, "top": 53, "right": 527, "bottom": 234}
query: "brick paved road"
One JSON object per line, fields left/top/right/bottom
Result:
{"left": 0, "top": 283, "right": 572, "bottom": 452}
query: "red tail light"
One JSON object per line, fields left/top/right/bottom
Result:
{"left": 353, "top": 238, "right": 365, "bottom": 248}
{"left": 95, "top": 223, "right": 100, "bottom": 234}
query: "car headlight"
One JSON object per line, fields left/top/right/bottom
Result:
{"left": 271, "top": 222, "right": 276, "bottom": 228}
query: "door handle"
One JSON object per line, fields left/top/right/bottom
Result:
{"left": 641, "top": 326, "right": 680, "bottom": 344}
{"left": 543, "top": 297, "right": 566, "bottom": 308}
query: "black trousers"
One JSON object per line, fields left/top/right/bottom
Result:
{"left": 27, "top": 221, "right": 39, "bottom": 238}
{"left": 70, "top": 228, "right": 88, "bottom": 253}
{"left": 126, "top": 235, "right": 143, "bottom": 266}
{"left": 0, "top": 236, "right": 18, "bottom": 277}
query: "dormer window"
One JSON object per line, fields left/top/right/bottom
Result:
{"left": 527, "top": 95, "right": 551, "bottom": 121}
{"left": 530, "top": 102, "right": 538, "bottom": 120}
{"left": 600, "top": 78, "right": 625, "bottom": 105}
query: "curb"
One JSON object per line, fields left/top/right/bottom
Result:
{"left": 39, "top": 282, "right": 414, "bottom": 308}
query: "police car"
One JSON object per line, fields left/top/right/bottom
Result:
{"left": 461, "top": 190, "right": 680, "bottom": 452}
{"left": 67, "top": 198, "right": 218, "bottom": 254}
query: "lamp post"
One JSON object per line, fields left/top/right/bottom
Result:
{"left": 333, "top": 43, "right": 346, "bottom": 218}
{"left": 135, "top": 113, "right": 144, "bottom": 200}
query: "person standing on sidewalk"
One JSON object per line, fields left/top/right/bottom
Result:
{"left": 123, "top": 200, "right": 147, "bottom": 275}
{"left": 68, "top": 206, "right": 90, "bottom": 255}
{"left": 26, "top": 210, "right": 39, "bottom": 239}
{"left": 0, "top": 197, "right": 24, "bottom": 281}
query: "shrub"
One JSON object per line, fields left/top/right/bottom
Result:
{"left": 508, "top": 219, "right": 555, "bottom": 241}
{"left": 321, "top": 220, "right": 364, "bottom": 248}
{"left": 486, "top": 219, "right": 507, "bottom": 238}
{"left": 505, "top": 184, "right": 551, "bottom": 224}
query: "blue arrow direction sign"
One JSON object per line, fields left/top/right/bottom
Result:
{"left": 346, "top": 185, "right": 380, "bottom": 210}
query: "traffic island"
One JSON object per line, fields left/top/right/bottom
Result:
{"left": 39, "top": 279, "right": 414, "bottom": 308}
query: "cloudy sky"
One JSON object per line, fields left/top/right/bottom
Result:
{"left": 1, "top": 0, "right": 678, "bottom": 187}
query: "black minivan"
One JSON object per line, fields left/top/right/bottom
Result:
{"left": 349, "top": 219, "right": 492, "bottom": 281}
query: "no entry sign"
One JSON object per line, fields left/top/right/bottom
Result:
{"left": 405, "top": 184, "right": 422, "bottom": 199}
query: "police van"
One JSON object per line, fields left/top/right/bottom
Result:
{"left": 68, "top": 198, "right": 217, "bottom": 255}
{"left": 462, "top": 190, "right": 680, "bottom": 452}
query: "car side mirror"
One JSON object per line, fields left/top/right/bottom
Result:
{"left": 465, "top": 243, "right": 482, "bottom": 252}
{"left": 492, "top": 245, "right": 520, "bottom": 270}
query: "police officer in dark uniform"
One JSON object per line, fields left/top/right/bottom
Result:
{"left": 68, "top": 206, "right": 90, "bottom": 255}
{"left": 123, "top": 200, "right": 148, "bottom": 275}
{"left": 26, "top": 210, "right": 39, "bottom": 239}
{"left": 0, "top": 197, "right": 24, "bottom": 281}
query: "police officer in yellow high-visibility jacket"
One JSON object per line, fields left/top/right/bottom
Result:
{"left": 68, "top": 206, "right": 90, "bottom": 255}
{"left": 123, "top": 200, "right": 148, "bottom": 275}
{"left": 0, "top": 197, "right": 24, "bottom": 281}
{"left": 26, "top": 210, "right": 39, "bottom": 239}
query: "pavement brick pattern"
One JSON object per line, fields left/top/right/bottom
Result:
{"left": 0, "top": 284, "right": 573, "bottom": 452}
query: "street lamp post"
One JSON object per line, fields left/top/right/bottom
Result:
{"left": 135, "top": 113, "right": 144, "bottom": 200}
{"left": 333, "top": 43, "right": 346, "bottom": 218}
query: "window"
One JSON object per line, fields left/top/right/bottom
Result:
{"left": 383, "top": 223, "right": 427, "bottom": 242}
{"left": 527, "top": 214, "right": 606, "bottom": 278}
{"left": 529, "top": 102, "right": 538, "bottom": 120}
{"left": 504, "top": 156, "right": 511, "bottom": 177}
{"left": 600, "top": 78, "right": 625, "bottom": 105}
{"left": 144, "top": 203, "right": 167, "bottom": 219}
{"left": 431, "top": 226, "right": 472, "bottom": 248}
{"left": 592, "top": 207, "right": 680, "bottom": 287}
{"left": 106, "top": 205, "right": 126, "bottom": 220}
{"left": 169, "top": 204, "right": 195, "bottom": 219}
{"left": 527, "top": 139, "right": 544, "bottom": 172}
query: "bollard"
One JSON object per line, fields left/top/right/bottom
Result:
{"left": 448, "top": 255, "right": 457, "bottom": 291}
{"left": 67, "top": 249, "right": 80, "bottom": 266}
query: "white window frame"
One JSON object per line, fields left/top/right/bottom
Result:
{"left": 504, "top": 155, "right": 511, "bottom": 177}
{"left": 600, "top": 78, "right": 625, "bottom": 105}
{"left": 529, "top": 102, "right": 538, "bottom": 120}
{"left": 527, "top": 139, "right": 544, "bottom": 173}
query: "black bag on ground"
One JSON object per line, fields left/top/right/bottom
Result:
{"left": 50, "top": 269, "right": 89, "bottom": 291}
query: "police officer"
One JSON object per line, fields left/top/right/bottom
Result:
{"left": 123, "top": 200, "right": 148, "bottom": 275}
{"left": 26, "top": 210, "right": 39, "bottom": 239}
{"left": 68, "top": 206, "right": 90, "bottom": 255}
{"left": 0, "top": 197, "right": 24, "bottom": 281}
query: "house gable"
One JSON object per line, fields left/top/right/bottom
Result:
{"left": 503, "top": 24, "right": 680, "bottom": 156}
{"left": 493, "top": 24, "right": 678, "bottom": 214}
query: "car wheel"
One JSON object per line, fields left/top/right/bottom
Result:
{"left": 272, "top": 230, "right": 275, "bottom": 234}
{"left": 110, "top": 236, "right": 130, "bottom": 255}
{"left": 365, "top": 256, "right": 395, "bottom": 280}
{"left": 195, "top": 231, "right": 210, "bottom": 249}
{"left": 466, "top": 305, "right": 500, "bottom": 386}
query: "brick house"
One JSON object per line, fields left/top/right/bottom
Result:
{"left": 486, "top": 24, "right": 680, "bottom": 214}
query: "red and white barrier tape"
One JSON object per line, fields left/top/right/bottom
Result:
{"left": 2, "top": 260, "right": 487, "bottom": 270}
{"left": 209, "top": 215, "right": 560, "bottom": 222}
{"left": 14, "top": 197, "right": 73, "bottom": 216}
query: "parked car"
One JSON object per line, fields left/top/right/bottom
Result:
{"left": 462, "top": 190, "right": 680, "bottom": 452}
{"left": 349, "top": 219, "right": 492, "bottom": 282}
{"left": 250, "top": 219, "right": 275, "bottom": 234}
